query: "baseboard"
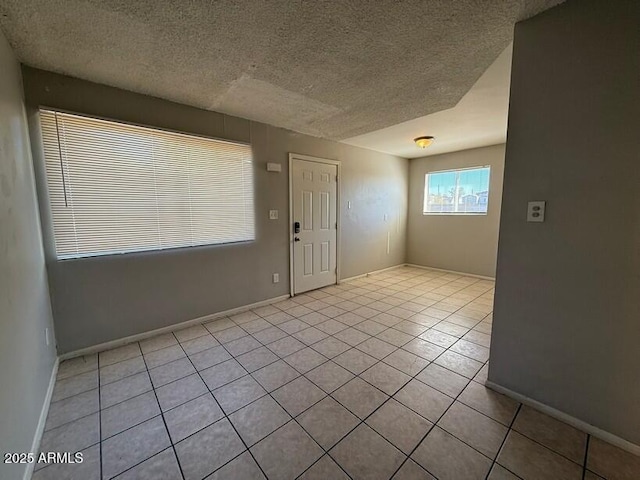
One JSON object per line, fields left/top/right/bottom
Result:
{"left": 404, "top": 263, "right": 496, "bottom": 281}
{"left": 23, "top": 357, "right": 59, "bottom": 480}
{"left": 59, "top": 294, "right": 291, "bottom": 361}
{"left": 486, "top": 380, "right": 640, "bottom": 457}
{"left": 339, "top": 263, "right": 406, "bottom": 283}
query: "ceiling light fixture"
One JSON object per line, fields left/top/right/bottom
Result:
{"left": 414, "top": 136, "right": 435, "bottom": 148}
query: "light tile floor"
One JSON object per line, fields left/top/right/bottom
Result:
{"left": 34, "top": 266, "right": 639, "bottom": 480}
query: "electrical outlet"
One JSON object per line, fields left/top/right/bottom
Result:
{"left": 272, "top": 273, "right": 279, "bottom": 283}
{"left": 527, "top": 201, "right": 546, "bottom": 222}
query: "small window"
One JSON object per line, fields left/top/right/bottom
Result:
{"left": 423, "top": 166, "right": 491, "bottom": 215}
{"left": 40, "top": 110, "right": 255, "bottom": 259}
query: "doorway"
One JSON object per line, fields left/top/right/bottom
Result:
{"left": 289, "top": 153, "right": 339, "bottom": 295}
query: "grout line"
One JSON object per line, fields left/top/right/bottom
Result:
{"left": 136, "top": 343, "right": 187, "bottom": 480}
{"left": 172, "top": 331, "right": 272, "bottom": 480}
{"left": 483, "top": 403, "right": 523, "bottom": 480}
{"left": 97, "top": 353, "right": 103, "bottom": 480}
{"left": 582, "top": 434, "right": 591, "bottom": 479}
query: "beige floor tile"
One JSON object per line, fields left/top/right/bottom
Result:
{"left": 163, "top": 393, "right": 224, "bottom": 443}
{"left": 252, "top": 325, "right": 289, "bottom": 344}
{"left": 416, "top": 363, "right": 469, "bottom": 397}
{"left": 100, "top": 372, "right": 152, "bottom": 409}
{"left": 361, "top": 361, "right": 411, "bottom": 395}
{"left": 394, "top": 379, "right": 453, "bottom": 422}
{"left": 175, "top": 418, "right": 245, "bottom": 480}
{"left": 251, "top": 360, "right": 299, "bottom": 392}
{"left": 383, "top": 349, "right": 430, "bottom": 376}
{"left": 148, "top": 357, "right": 196, "bottom": 387}
{"left": 412, "top": 427, "right": 492, "bottom": 480}
{"left": 99, "top": 356, "right": 146, "bottom": 386}
{"left": 297, "top": 396, "right": 360, "bottom": 449}
{"left": 299, "top": 455, "right": 349, "bottom": 479}
{"left": 267, "top": 336, "right": 306, "bottom": 357}
{"left": 33, "top": 444, "right": 100, "bottom": 480}
{"left": 433, "top": 350, "right": 483, "bottom": 378}
{"left": 367, "top": 399, "right": 433, "bottom": 454}
{"left": 224, "top": 336, "right": 262, "bottom": 357}
{"left": 331, "top": 424, "right": 406, "bottom": 480}
{"left": 458, "top": 381, "right": 519, "bottom": 425}
{"left": 402, "top": 338, "right": 445, "bottom": 361}
{"left": 251, "top": 421, "right": 323, "bottom": 480}
{"left": 437, "top": 402, "right": 508, "bottom": 458}
{"left": 113, "top": 448, "right": 181, "bottom": 480}
{"left": 450, "top": 339, "right": 490, "bottom": 363}
{"left": 235, "top": 346, "right": 279, "bottom": 373}
{"left": 419, "top": 329, "right": 458, "bottom": 348}
{"left": 334, "top": 348, "right": 378, "bottom": 375}
{"left": 334, "top": 327, "right": 371, "bottom": 346}
{"left": 271, "top": 376, "right": 326, "bottom": 417}
{"left": 144, "top": 344, "right": 186, "bottom": 369}
{"left": 199, "top": 358, "right": 247, "bottom": 390}
{"left": 45, "top": 389, "right": 99, "bottom": 431}
{"left": 180, "top": 334, "right": 219, "bottom": 356}
{"left": 392, "top": 459, "right": 436, "bottom": 479}
{"left": 587, "top": 437, "right": 640, "bottom": 480}
{"left": 497, "top": 431, "right": 583, "bottom": 480}
{"left": 291, "top": 327, "right": 328, "bottom": 345}
{"left": 57, "top": 354, "right": 98, "bottom": 380}
{"left": 101, "top": 391, "right": 160, "bottom": 439}
{"left": 102, "top": 416, "right": 171, "bottom": 479}
{"left": 140, "top": 333, "right": 178, "bottom": 354}
{"left": 512, "top": 405, "right": 587, "bottom": 464}
{"left": 229, "top": 395, "right": 291, "bottom": 446}
{"left": 487, "top": 464, "right": 520, "bottom": 479}
{"left": 38, "top": 413, "right": 99, "bottom": 461}
{"left": 354, "top": 319, "right": 389, "bottom": 336}
{"left": 99, "top": 343, "right": 142, "bottom": 367}
{"left": 333, "top": 377, "right": 389, "bottom": 419}
{"left": 305, "top": 361, "right": 354, "bottom": 393}
{"left": 189, "top": 345, "right": 232, "bottom": 371}
{"left": 207, "top": 451, "right": 265, "bottom": 479}
{"left": 155, "top": 374, "right": 207, "bottom": 411}
{"left": 173, "top": 324, "right": 209, "bottom": 343}
{"left": 213, "top": 375, "right": 267, "bottom": 414}
{"left": 283, "top": 347, "right": 327, "bottom": 373}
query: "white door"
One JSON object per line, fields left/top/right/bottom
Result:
{"left": 291, "top": 157, "right": 338, "bottom": 294}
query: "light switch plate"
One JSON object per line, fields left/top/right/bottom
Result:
{"left": 267, "top": 163, "right": 282, "bottom": 172}
{"left": 269, "top": 210, "right": 279, "bottom": 220}
{"left": 527, "top": 201, "right": 546, "bottom": 222}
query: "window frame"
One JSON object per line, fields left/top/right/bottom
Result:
{"left": 38, "top": 107, "right": 256, "bottom": 261}
{"left": 422, "top": 165, "right": 491, "bottom": 216}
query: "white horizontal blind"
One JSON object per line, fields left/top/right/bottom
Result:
{"left": 40, "top": 110, "right": 255, "bottom": 259}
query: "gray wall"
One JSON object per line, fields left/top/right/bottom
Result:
{"left": 489, "top": 0, "right": 640, "bottom": 445}
{"left": 0, "top": 35, "right": 57, "bottom": 480}
{"left": 407, "top": 144, "right": 505, "bottom": 277}
{"left": 22, "top": 68, "right": 408, "bottom": 353}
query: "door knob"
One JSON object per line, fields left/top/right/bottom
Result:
{"left": 294, "top": 237, "right": 300, "bottom": 242}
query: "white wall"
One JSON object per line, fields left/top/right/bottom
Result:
{"left": 407, "top": 144, "right": 505, "bottom": 277}
{"left": 489, "top": 0, "right": 640, "bottom": 446}
{"left": 0, "top": 33, "right": 57, "bottom": 480}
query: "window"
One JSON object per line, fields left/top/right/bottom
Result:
{"left": 40, "top": 110, "right": 255, "bottom": 259}
{"left": 423, "top": 166, "right": 491, "bottom": 215}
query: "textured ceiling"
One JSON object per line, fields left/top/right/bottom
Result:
{"left": 344, "top": 45, "right": 512, "bottom": 158}
{"left": 0, "top": 0, "right": 563, "bottom": 141}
